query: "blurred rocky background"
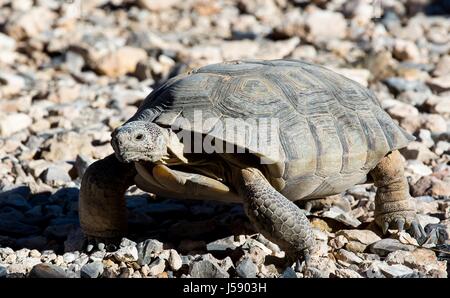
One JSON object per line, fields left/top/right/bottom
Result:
{"left": 0, "top": 0, "right": 449, "bottom": 278}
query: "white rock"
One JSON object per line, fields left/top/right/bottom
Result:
{"left": 400, "top": 141, "right": 439, "bottom": 163}
{"left": 432, "top": 97, "right": 450, "bottom": 115}
{"left": 0, "top": 113, "right": 32, "bottom": 137}
{"left": 0, "top": 72, "right": 26, "bottom": 96}
{"left": 0, "top": 33, "right": 16, "bottom": 50}
{"left": 334, "top": 268, "right": 363, "bottom": 278}
{"left": 148, "top": 258, "right": 166, "bottom": 276}
{"left": 6, "top": 7, "right": 56, "bottom": 39}
{"left": 421, "top": 114, "right": 448, "bottom": 133}
{"left": 94, "top": 47, "right": 147, "bottom": 78}
{"left": 406, "top": 160, "right": 433, "bottom": 177}
{"left": 334, "top": 249, "right": 364, "bottom": 264}
{"left": 386, "top": 101, "right": 419, "bottom": 120}
{"left": 393, "top": 40, "right": 421, "bottom": 62}
{"left": 336, "top": 230, "right": 381, "bottom": 252}
{"left": 427, "top": 75, "right": 450, "bottom": 92}
{"left": 417, "top": 129, "right": 434, "bottom": 148}
{"left": 113, "top": 246, "right": 138, "bottom": 263}
{"left": 435, "top": 141, "right": 450, "bottom": 155}
{"left": 40, "top": 166, "right": 72, "bottom": 186}
{"left": 322, "top": 206, "right": 361, "bottom": 228}
{"left": 433, "top": 55, "right": 450, "bottom": 77}
{"left": 416, "top": 214, "right": 440, "bottom": 228}
{"left": 385, "top": 248, "right": 447, "bottom": 277}
{"left": 378, "top": 263, "right": 414, "bottom": 277}
{"left": 168, "top": 249, "right": 182, "bottom": 271}
{"left": 305, "top": 10, "right": 347, "bottom": 42}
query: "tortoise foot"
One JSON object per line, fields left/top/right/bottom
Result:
{"left": 375, "top": 204, "right": 426, "bottom": 242}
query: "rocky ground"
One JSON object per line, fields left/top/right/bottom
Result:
{"left": 0, "top": 0, "right": 450, "bottom": 278}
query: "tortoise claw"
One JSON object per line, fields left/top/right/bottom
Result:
{"left": 294, "top": 249, "right": 312, "bottom": 272}
{"left": 410, "top": 221, "right": 427, "bottom": 243}
{"left": 303, "top": 249, "right": 311, "bottom": 266}
{"left": 295, "top": 259, "right": 302, "bottom": 272}
{"left": 396, "top": 218, "right": 405, "bottom": 233}
{"left": 382, "top": 222, "right": 390, "bottom": 235}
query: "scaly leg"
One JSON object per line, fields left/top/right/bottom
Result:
{"left": 79, "top": 154, "right": 136, "bottom": 246}
{"left": 235, "top": 167, "right": 316, "bottom": 264}
{"left": 370, "top": 150, "right": 425, "bottom": 239}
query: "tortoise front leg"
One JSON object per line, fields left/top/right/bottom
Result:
{"left": 235, "top": 167, "right": 316, "bottom": 265}
{"left": 370, "top": 150, "right": 425, "bottom": 239}
{"left": 79, "top": 154, "right": 137, "bottom": 243}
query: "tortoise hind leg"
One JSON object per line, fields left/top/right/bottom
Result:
{"left": 369, "top": 150, "right": 425, "bottom": 240}
{"left": 234, "top": 167, "right": 316, "bottom": 265}
{"left": 79, "top": 154, "right": 137, "bottom": 248}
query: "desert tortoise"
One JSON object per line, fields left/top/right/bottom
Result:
{"left": 80, "top": 59, "right": 424, "bottom": 263}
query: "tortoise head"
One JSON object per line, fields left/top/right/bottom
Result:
{"left": 111, "top": 121, "right": 169, "bottom": 163}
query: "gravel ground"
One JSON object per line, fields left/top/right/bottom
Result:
{"left": 0, "top": 0, "right": 449, "bottom": 278}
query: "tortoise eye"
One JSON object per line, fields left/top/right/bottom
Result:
{"left": 135, "top": 134, "right": 144, "bottom": 141}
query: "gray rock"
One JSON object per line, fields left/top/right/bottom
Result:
{"left": 0, "top": 266, "right": 6, "bottom": 278}
{"left": 334, "top": 249, "right": 364, "bottom": 264}
{"left": 81, "top": 261, "right": 104, "bottom": 278}
{"left": 304, "top": 10, "right": 347, "bottom": 42}
{"left": 423, "top": 224, "right": 449, "bottom": 246}
{"left": 363, "top": 262, "right": 385, "bottom": 278}
{"left": 435, "top": 141, "right": 450, "bottom": 155}
{"left": 333, "top": 268, "right": 363, "bottom": 278}
{"left": 89, "top": 250, "right": 106, "bottom": 262}
{"left": 322, "top": 206, "right": 361, "bottom": 227}
{"left": 384, "top": 77, "right": 429, "bottom": 94}
{"left": 236, "top": 257, "right": 258, "bottom": 278}
{"left": 206, "top": 236, "right": 237, "bottom": 251}
{"left": 398, "top": 91, "right": 429, "bottom": 106}
{"left": 120, "top": 238, "right": 137, "bottom": 248}
{"left": 219, "top": 256, "right": 235, "bottom": 272}
{"left": 417, "top": 214, "right": 440, "bottom": 228}
{"left": 64, "top": 51, "right": 85, "bottom": 74}
{"left": 281, "top": 267, "right": 297, "bottom": 278}
{"left": 29, "top": 263, "right": 72, "bottom": 278}
{"left": 137, "top": 239, "right": 164, "bottom": 265}
{"left": 148, "top": 257, "right": 166, "bottom": 276}
{"left": 418, "top": 129, "right": 434, "bottom": 148}
{"left": 181, "top": 255, "right": 193, "bottom": 266}
{"left": 113, "top": 246, "right": 138, "bottom": 263}
{"left": 75, "top": 154, "right": 93, "bottom": 179}
{"left": 168, "top": 249, "right": 182, "bottom": 271}
{"left": 63, "top": 252, "right": 77, "bottom": 263}
{"left": 190, "top": 260, "right": 229, "bottom": 278}
{"left": 427, "top": 75, "right": 450, "bottom": 93}
{"left": 40, "top": 166, "right": 72, "bottom": 186}
{"left": 369, "top": 239, "right": 415, "bottom": 256}
{"left": 0, "top": 113, "right": 31, "bottom": 136}
{"left": 378, "top": 263, "right": 415, "bottom": 278}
